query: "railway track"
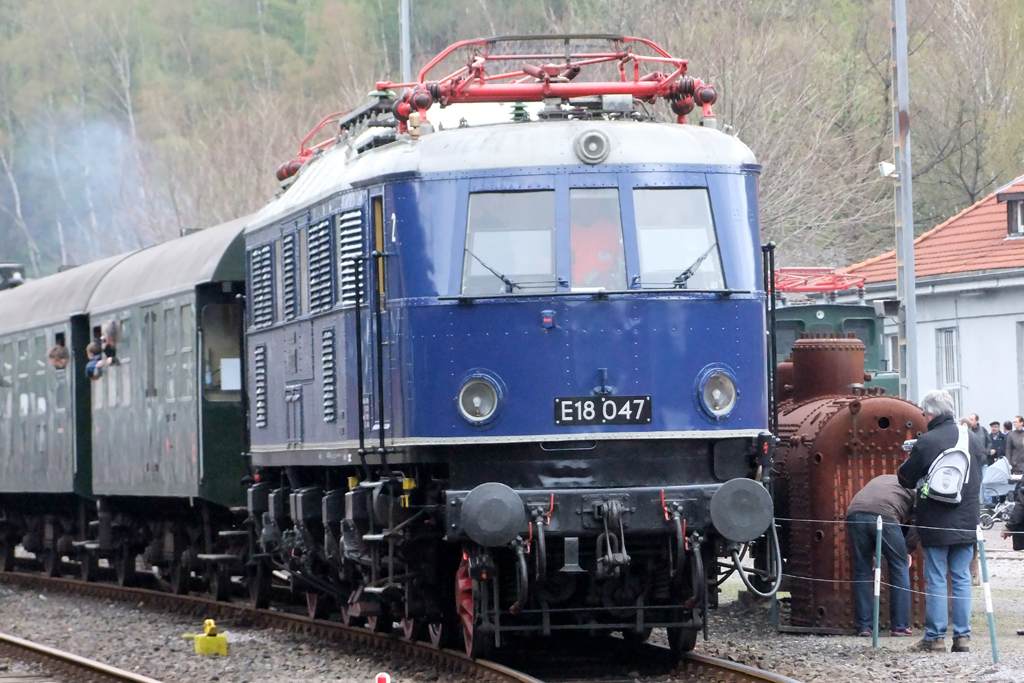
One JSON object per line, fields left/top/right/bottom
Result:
{"left": 0, "top": 570, "right": 802, "bottom": 683}
{"left": 0, "top": 630, "right": 163, "bottom": 683}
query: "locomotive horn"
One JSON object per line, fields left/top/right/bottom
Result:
{"left": 709, "top": 478, "right": 773, "bottom": 543}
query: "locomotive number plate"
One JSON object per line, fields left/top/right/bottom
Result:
{"left": 554, "top": 396, "right": 652, "bottom": 426}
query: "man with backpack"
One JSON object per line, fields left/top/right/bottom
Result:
{"left": 897, "top": 389, "right": 984, "bottom": 653}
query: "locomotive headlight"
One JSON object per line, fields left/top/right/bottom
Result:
{"left": 458, "top": 378, "right": 499, "bottom": 423}
{"left": 696, "top": 366, "right": 738, "bottom": 421}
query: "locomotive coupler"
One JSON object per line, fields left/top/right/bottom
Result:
{"left": 595, "top": 499, "right": 630, "bottom": 578}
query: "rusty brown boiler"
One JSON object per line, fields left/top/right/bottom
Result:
{"left": 772, "top": 333, "right": 928, "bottom": 633}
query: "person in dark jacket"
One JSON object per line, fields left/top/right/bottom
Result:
{"left": 990, "top": 422, "right": 1006, "bottom": 463}
{"left": 968, "top": 414, "right": 991, "bottom": 457}
{"left": 1006, "top": 416, "right": 1024, "bottom": 474}
{"left": 897, "top": 389, "right": 983, "bottom": 653}
{"left": 846, "top": 474, "right": 918, "bottom": 637}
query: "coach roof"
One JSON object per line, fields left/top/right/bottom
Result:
{"left": 0, "top": 254, "right": 130, "bottom": 336}
{"left": 87, "top": 216, "right": 249, "bottom": 314}
{"left": 248, "top": 117, "right": 758, "bottom": 233}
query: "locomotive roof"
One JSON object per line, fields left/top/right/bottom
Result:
{"left": 0, "top": 254, "right": 130, "bottom": 336}
{"left": 247, "top": 118, "right": 757, "bottom": 233}
{"left": 87, "top": 216, "right": 249, "bottom": 313}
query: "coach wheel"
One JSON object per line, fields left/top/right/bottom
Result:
{"left": 79, "top": 553, "right": 97, "bottom": 582}
{"left": 456, "top": 554, "right": 492, "bottom": 659}
{"left": 114, "top": 543, "right": 136, "bottom": 587}
{"left": 207, "top": 566, "right": 230, "bottom": 601}
{"left": 42, "top": 549, "right": 60, "bottom": 577}
{"left": 169, "top": 559, "right": 190, "bottom": 595}
{"left": 306, "top": 592, "right": 333, "bottom": 620}
{"left": 249, "top": 560, "right": 271, "bottom": 609}
{"left": 0, "top": 538, "right": 13, "bottom": 573}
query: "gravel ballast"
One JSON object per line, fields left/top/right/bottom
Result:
{"left": 684, "top": 527, "right": 1024, "bottom": 682}
{"left": 2, "top": 528, "right": 1023, "bottom": 682}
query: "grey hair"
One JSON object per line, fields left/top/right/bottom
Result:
{"left": 920, "top": 390, "right": 955, "bottom": 418}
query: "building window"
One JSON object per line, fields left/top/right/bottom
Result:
{"left": 1009, "top": 200, "right": 1024, "bottom": 237}
{"left": 886, "top": 334, "right": 900, "bottom": 373}
{"left": 936, "top": 327, "right": 962, "bottom": 416}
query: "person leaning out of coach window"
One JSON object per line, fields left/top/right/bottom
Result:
{"left": 845, "top": 474, "right": 918, "bottom": 638}
{"left": 897, "top": 389, "right": 984, "bottom": 653}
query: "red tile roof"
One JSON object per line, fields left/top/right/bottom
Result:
{"left": 843, "top": 175, "right": 1024, "bottom": 283}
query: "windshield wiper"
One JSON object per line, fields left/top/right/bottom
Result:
{"left": 673, "top": 242, "right": 718, "bottom": 289}
{"left": 465, "top": 248, "right": 520, "bottom": 293}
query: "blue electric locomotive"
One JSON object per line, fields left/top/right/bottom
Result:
{"left": 245, "top": 36, "right": 777, "bottom": 657}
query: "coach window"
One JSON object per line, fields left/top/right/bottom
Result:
{"left": 180, "top": 305, "right": 194, "bottom": 401}
{"left": 462, "top": 191, "right": 557, "bottom": 295}
{"left": 164, "top": 307, "right": 178, "bottom": 401}
{"left": 570, "top": 188, "right": 626, "bottom": 291}
{"left": 119, "top": 317, "right": 131, "bottom": 407}
{"left": 34, "top": 336, "right": 47, "bottom": 415}
{"left": 1, "top": 342, "right": 12, "bottom": 418}
{"left": 202, "top": 303, "right": 243, "bottom": 401}
{"left": 633, "top": 188, "right": 725, "bottom": 290}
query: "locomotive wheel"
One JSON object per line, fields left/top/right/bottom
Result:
{"left": 622, "top": 627, "right": 653, "bottom": 646}
{"left": 401, "top": 617, "right": 425, "bottom": 642}
{"left": 249, "top": 561, "right": 272, "bottom": 609}
{"left": 207, "top": 567, "right": 230, "bottom": 601}
{"left": 667, "top": 624, "right": 699, "bottom": 657}
{"left": 114, "top": 544, "right": 136, "bottom": 587}
{"left": 341, "top": 594, "right": 365, "bottom": 627}
{"left": 79, "top": 553, "right": 97, "bottom": 582}
{"left": 366, "top": 610, "right": 393, "bottom": 634}
{"left": 0, "top": 538, "right": 13, "bottom": 572}
{"left": 41, "top": 549, "right": 60, "bottom": 577}
{"left": 306, "top": 592, "right": 334, "bottom": 620}
{"left": 456, "top": 555, "right": 492, "bottom": 659}
{"left": 427, "top": 621, "right": 449, "bottom": 649}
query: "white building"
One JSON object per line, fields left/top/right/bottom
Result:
{"left": 839, "top": 174, "right": 1024, "bottom": 423}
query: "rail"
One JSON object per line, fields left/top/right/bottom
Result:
{"left": 0, "top": 571, "right": 805, "bottom": 683}
{"left": 0, "top": 631, "right": 163, "bottom": 683}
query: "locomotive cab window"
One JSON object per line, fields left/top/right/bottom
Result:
{"left": 570, "top": 188, "right": 626, "bottom": 291}
{"left": 202, "top": 303, "right": 243, "bottom": 402}
{"left": 462, "top": 191, "right": 557, "bottom": 295}
{"left": 633, "top": 188, "right": 725, "bottom": 290}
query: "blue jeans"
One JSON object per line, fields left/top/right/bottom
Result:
{"left": 847, "top": 512, "right": 911, "bottom": 631}
{"left": 981, "top": 464, "right": 992, "bottom": 505}
{"left": 922, "top": 544, "right": 974, "bottom": 641}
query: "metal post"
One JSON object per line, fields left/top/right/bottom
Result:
{"left": 977, "top": 526, "right": 999, "bottom": 664}
{"left": 400, "top": 0, "right": 412, "bottom": 83}
{"left": 872, "top": 515, "right": 882, "bottom": 647}
{"left": 892, "top": 0, "right": 918, "bottom": 402}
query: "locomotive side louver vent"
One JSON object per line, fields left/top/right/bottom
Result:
{"left": 338, "top": 210, "right": 364, "bottom": 306}
{"left": 249, "top": 246, "right": 274, "bottom": 328}
{"left": 282, "top": 232, "right": 298, "bottom": 320}
{"left": 254, "top": 344, "right": 268, "bottom": 428}
{"left": 308, "top": 220, "right": 334, "bottom": 312}
{"left": 322, "top": 328, "right": 336, "bottom": 422}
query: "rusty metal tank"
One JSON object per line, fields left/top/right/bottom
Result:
{"left": 773, "top": 333, "right": 929, "bottom": 633}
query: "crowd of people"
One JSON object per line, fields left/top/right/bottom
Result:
{"left": 846, "top": 391, "right": 1024, "bottom": 654}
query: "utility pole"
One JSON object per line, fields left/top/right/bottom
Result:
{"left": 400, "top": 0, "right": 412, "bottom": 83}
{"left": 892, "top": 0, "right": 918, "bottom": 403}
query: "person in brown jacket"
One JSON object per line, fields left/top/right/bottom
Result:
{"left": 846, "top": 474, "right": 918, "bottom": 637}
{"left": 1006, "top": 416, "right": 1024, "bottom": 474}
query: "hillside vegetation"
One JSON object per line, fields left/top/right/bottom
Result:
{"left": 1, "top": 0, "right": 1022, "bottom": 275}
